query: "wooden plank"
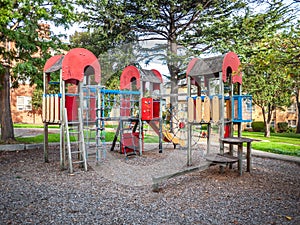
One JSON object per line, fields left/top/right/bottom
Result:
{"left": 212, "top": 96, "right": 219, "bottom": 123}
{"left": 42, "top": 95, "right": 46, "bottom": 122}
{"left": 195, "top": 96, "right": 202, "bottom": 123}
{"left": 188, "top": 97, "right": 194, "bottom": 123}
{"left": 54, "top": 94, "right": 60, "bottom": 123}
{"left": 203, "top": 96, "right": 210, "bottom": 123}
{"left": 152, "top": 163, "right": 211, "bottom": 192}
{"left": 205, "top": 153, "right": 238, "bottom": 163}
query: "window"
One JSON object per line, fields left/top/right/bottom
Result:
{"left": 288, "top": 120, "right": 296, "bottom": 128}
{"left": 17, "top": 96, "right": 32, "bottom": 111}
{"left": 287, "top": 103, "right": 296, "bottom": 113}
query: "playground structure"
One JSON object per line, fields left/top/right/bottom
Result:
{"left": 109, "top": 65, "right": 163, "bottom": 156}
{"left": 42, "top": 48, "right": 252, "bottom": 176}
{"left": 186, "top": 52, "right": 252, "bottom": 173}
{"left": 43, "top": 48, "right": 101, "bottom": 172}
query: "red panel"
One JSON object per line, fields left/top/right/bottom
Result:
{"left": 141, "top": 97, "right": 153, "bottom": 120}
{"left": 62, "top": 48, "right": 101, "bottom": 83}
{"left": 43, "top": 55, "right": 63, "bottom": 72}
{"left": 65, "top": 96, "right": 78, "bottom": 121}
{"left": 152, "top": 69, "right": 163, "bottom": 91}
{"left": 121, "top": 132, "right": 144, "bottom": 154}
{"left": 120, "top": 65, "right": 140, "bottom": 90}
{"left": 90, "top": 98, "right": 96, "bottom": 121}
{"left": 153, "top": 100, "right": 160, "bottom": 118}
{"left": 120, "top": 98, "right": 131, "bottom": 117}
{"left": 222, "top": 52, "right": 242, "bottom": 84}
{"left": 224, "top": 125, "right": 231, "bottom": 138}
{"left": 151, "top": 69, "right": 163, "bottom": 82}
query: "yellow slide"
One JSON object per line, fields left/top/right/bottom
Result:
{"left": 162, "top": 127, "right": 185, "bottom": 147}
{"left": 147, "top": 120, "right": 185, "bottom": 147}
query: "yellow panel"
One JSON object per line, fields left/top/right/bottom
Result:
{"left": 195, "top": 97, "right": 202, "bottom": 123}
{"left": 54, "top": 95, "right": 60, "bottom": 123}
{"left": 46, "top": 95, "right": 51, "bottom": 122}
{"left": 203, "top": 96, "right": 210, "bottom": 123}
{"left": 50, "top": 95, "right": 55, "bottom": 122}
{"left": 188, "top": 97, "right": 194, "bottom": 123}
{"left": 212, "top": 96, "right": 220, "bottom": 123}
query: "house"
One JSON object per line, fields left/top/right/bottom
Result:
{"left": 10, "top": 84, "right": 42, "bottom": 124}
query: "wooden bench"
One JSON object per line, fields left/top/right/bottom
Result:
{"left": 219, "top": 137, "right": 253, "bottom": 175}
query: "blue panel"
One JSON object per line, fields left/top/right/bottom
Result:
{"left": 232, "top": 95, "right": 252, "bottom": 122}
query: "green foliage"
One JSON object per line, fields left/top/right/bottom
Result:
{"left": 213, "top": 1, "right": 297, "bottom": 136}
{"left": 31, "top": 88, "right": 43, "bottom": 113}
{"left": 72, "top": 0, "right": 248, "bottom": 81}
{"left": 252, "top": 121, "right": 265, "bottom": 132}
{"left": 0, "top": 0, "right": 80, "bottom": 141}
{"left": 277, "top": 122, "right": 288, "bottom": 133}
{"left": 0, "top": 0, "right": 78, "bottom": 86}
{"left": 287, "top": 127, "right": 296, "bottom": 133}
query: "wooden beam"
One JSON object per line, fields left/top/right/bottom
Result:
{"left": 152, "top": 162, "right": 211, "bottom": 192}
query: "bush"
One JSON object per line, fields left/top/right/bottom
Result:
{"left": 252, "top": 121, "right": 265, "bottom": 132}
{"left": 277, "top": 122, "right": 288, "bottom": 133}
{"left": 286, "top": 127, "right": 296, "bottom": 133}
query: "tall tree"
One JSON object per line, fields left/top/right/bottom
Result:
{"left": 77, "top": 0, "right": 247, "bottom": 92}
{"left": 0, "top": 0, "right": 77, "bottom": 142}
{"left": 277, "top": 26, "right": 300, "bottom": 133}
{"left": 74, "top": 0, "right": 248, "bottom": 131}
{"left": 213, "top": 0, "right": 296, "bottom": 137}
{"left": 243, "top": 36, "right": 294, "bottom": 137}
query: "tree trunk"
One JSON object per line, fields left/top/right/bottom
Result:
{"left": 0, "top": 66, "right": 15, "bottom": 142}
{"left": 167, "top": 38, "right": 179, "bottom": 132}
{"left": 262, "top": 105, "right": 273, "bottom": 138}
{"left": 295, "top": 88, "right": 300, "bottom": 134}
{"left": 264, "top": 122, "right": 271, "bottom": 138}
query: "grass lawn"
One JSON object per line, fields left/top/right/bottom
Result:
{"left": 4, "top": 124, "right": 300, "bottom": 157}
{"left": 15, "top": 131, "right": 159, "bottom": 144}
{"left": 241, "top": 131, "right": 300, "bottom": 157}
{"left": 13, "top": 124, "right": 59, "bottom": 129}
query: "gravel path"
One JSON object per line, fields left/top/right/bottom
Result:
{"left": 0, "top": 146, "right": 299, "bottom": 225}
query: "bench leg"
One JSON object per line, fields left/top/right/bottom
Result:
{"left": 238, "top": 144, "right": 243, "bottom": 176}
{"left": 229, "top": 144, "right": 233, "bottom": 169}
{"left": 246, "top": 142, "right": 251, "bottom": 172}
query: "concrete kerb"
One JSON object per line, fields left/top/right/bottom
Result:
{"left": 251, "top": 149, "right": 300, "bottom": 165}
{"left": 0, "top": 142, "right": 59, "bottom": 151}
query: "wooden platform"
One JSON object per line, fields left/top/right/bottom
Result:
{"left": 205, "top": 153, "right": 238, "bottom": 164}
{"left": 220, "top": 137, "right": 253, "bottom": 175}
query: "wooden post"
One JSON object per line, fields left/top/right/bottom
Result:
{"left": 237, "top": 143, "right": 243, "bottom": 176}
{"left": 187, "top": 76, "right": 192, "bottom": 166}
{"left": 60, "top": 71, "right": 66, "bottom": 170}
{"left": 159, "top": 82, "right": 163, "bottom": 153}
{"left": 44, "top": 123, "right": 49, "bottom": 163}
{"left": 247, "top": 142, "right": 251, "bottom": 172}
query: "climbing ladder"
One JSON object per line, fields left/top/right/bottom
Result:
{"left": 64, "top": 108, "right": 87, "bottom": 173}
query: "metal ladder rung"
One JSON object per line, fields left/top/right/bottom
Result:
{"left": 73, "top": 160, "right": 85, "bottom": 164}
{"left": 68, "top": 122, "right": 80, "bottom": 125}
{"left": 73, "top": 141, "right": 83, "bottom": 145}
{"left": 64, "top": 107, "right": 88, "bottom": 174}
{"left": 71, "top": 150, "right": 83, "bottom": 154}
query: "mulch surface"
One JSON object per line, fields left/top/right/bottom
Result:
{"left": 0, "top": 147, "right": 299, "bottom": 224}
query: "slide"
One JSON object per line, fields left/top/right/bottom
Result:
{"left": 147, "top": 121, "right": 185, "bottom": 147}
